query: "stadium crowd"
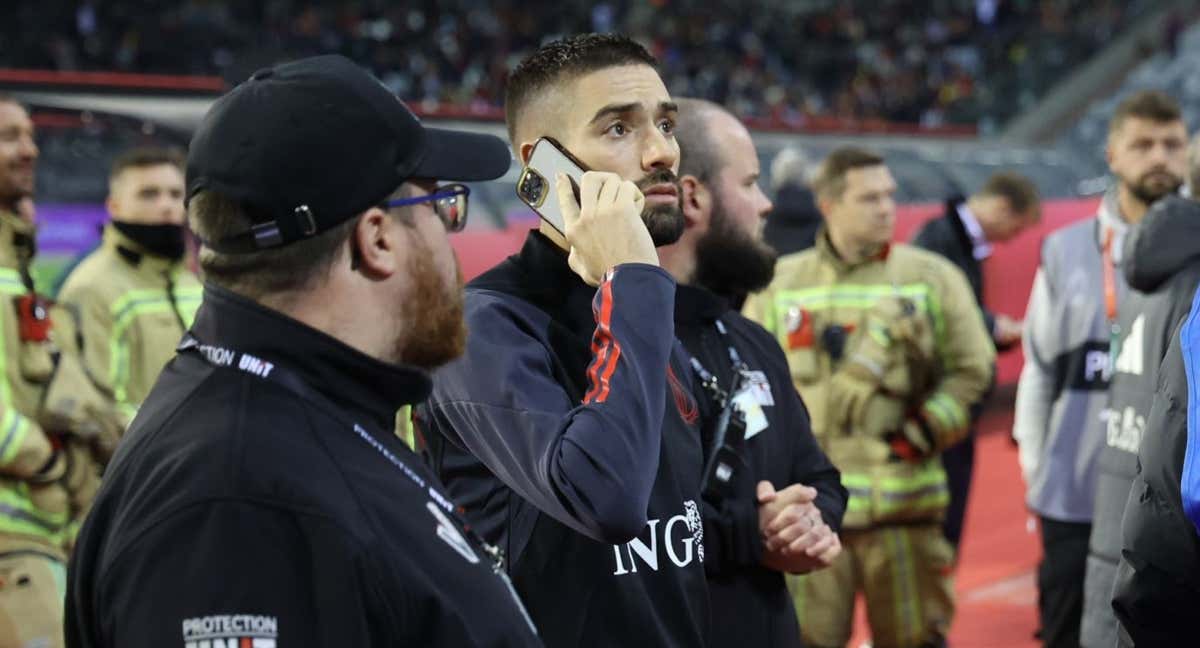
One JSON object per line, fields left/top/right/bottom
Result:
{"left": 0, "top": 0, "right": 1160, "bottom": 130}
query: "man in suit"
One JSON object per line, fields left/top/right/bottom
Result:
{"left": 911, "top": 171, "right": 1041, "bottom": 553}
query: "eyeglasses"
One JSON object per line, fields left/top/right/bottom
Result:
{"left": 381, "top": 184, "right": 471, "bottom": 232}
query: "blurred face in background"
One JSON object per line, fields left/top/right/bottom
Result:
{"left": 1107, "top": 117, "right": 1188, "bottom": 206}
{"left": 820, "top": 164, "right": 897, "bottom": 254}
{"left": 972, "top": 194, "right": 1038, "bottom": 243}
{"left": 0, "top": 102, "right": 38, "bottom": 214}
{"left": 108, "top": 164, "right": 186, "bottom": 225}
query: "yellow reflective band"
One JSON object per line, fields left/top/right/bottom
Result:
{"left": 0, "top": 487, "right": 68, "bottom": 540}
{"left": 772, "top": 283, "right": 949, "bottom": 349}
{"left": 0, "top": 410, "right": 30, "bottom": 465}
{"left": 932, "top": 392, "right": 968, "bottom": 430}
{"left": 868, "top": 324, "right": 891, "bottom": 348}
{"left": 926, "top": 288, "right": 948, "bottom": 360}
{"left": 846, "top": 494, "right": 871, "bottom": 514}
{"left": 923, "top": 398, "right": 958, "bottom": 433}
{"left": 0, "top": 268, "right": 24, "bottom": 296}
{"left": 877, "top": 462, "right": 947, "bottom": 491}
{"left": 109, "top": 287, "right": 202, "bottom": 406}
{"left": 841, "top": 473, "right": 872, "bottom": 488}
{"left": 893, "top": 528, "right": 923, "bottom": 638}
{"left": 397, "top": 406, "right": 414, "bottom": 450}
{"left": 877, "top": 491, "right": 950, "bottom": 515}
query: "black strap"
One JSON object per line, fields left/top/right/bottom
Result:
{"left": 686, "top": 318, "right": 752, "bottom": 501}
{"left": 163, "top": 272, "right": 188, "bottom": 333}
{"left": 687, "top": 318, "right": 747, "bottom": 409}
{"left": 12, "top": 232, "right": 36, "bottom": 294}
{"left": 175, "top": 333, "right": 507, "bottom": 572}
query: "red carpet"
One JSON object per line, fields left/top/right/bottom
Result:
{"left": 848, "top": 407, "right": 1041, "bottom": 647}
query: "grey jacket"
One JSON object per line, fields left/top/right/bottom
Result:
{"left": 1014, "top": 192, "right": 1129, "bottom": 522}
{"left": 1081, "top": 196, "right": 1200, "bottom": 647}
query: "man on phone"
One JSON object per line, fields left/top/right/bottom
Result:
{"left": 417, "top": 34, "right": 753, "bottom": 646}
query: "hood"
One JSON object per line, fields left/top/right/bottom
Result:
{"left": 1123, "top": 195, "right": 1200, "bottom": 292}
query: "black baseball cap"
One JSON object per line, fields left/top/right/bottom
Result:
{"left": 186, "top": 54, "right": 512, "bottom": 253}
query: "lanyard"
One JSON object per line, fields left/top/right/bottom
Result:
{"left": 1102, "top": 227, "right": 1122, "bottom": 359}
{"left": 175, "top": 334, "right": 507, "bottom": 572}
{"left": 688, "top": 318, "right": 748, "bottom": 409}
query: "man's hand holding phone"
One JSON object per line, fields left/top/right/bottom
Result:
{"left": 555, "top": 171, "right": 659, "bottom": 286}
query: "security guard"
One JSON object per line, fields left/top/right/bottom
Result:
{"left": 55, "top": 147, "right": 201, "bottom": 429}
{"left": 65, "top": 55, "right": 540, "bottom": 647}
{"left": 745, "top": 146, "right": 994, "bottom": 648}
{"left": 0, "top": 97, "right": 113, "bottom": 648}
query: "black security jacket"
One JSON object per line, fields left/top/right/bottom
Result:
{"left": 65, "top": 285, "right": 541, "bottom": 648}
{"left": 675, "top": 284, "right": 847, "bottom": 648}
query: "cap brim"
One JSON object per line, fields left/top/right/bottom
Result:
{"left": 413, "top": 127, "right": 513, "bottom": 182}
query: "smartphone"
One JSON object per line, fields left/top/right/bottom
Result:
{"left": 515, "top": 137, "right": 588, "bottom": 235}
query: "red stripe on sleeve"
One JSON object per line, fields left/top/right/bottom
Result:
{"left": 583, "top": 278, "right": 621, "bottom": 404}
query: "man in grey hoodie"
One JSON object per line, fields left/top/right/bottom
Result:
{"left": 1014, "top": 90, "right": 1188, "bottom": 648}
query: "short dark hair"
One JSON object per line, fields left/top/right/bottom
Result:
{"left": 811, "top": 147, "right": 885, "bottom": 200}
{"left": 1109, "top": 90, "right": 1183, "bottom": 136}
{"left": 977, "top": 171, "right": 1041, "bottom": 222}
{"left": 188, "top": 190, "right": 360, "bottom": 299}
{"left": 674, "top": 98, "right": 727, "bottom": 182}
{"left": 504, "top": 33, "right": 658, "bottom": 146}
{"left": 109, "top": 146, "right": 185, "bottom": 182}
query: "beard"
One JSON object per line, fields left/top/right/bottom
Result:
{"left": 693, "top": 192, "right": 778, "bottom": 299}
{"left": 1126, "top": 168, "right": 1183, "bottom": 206}
{"left": 636, "top": 168, "right": 685, "bottom": 246}
{"left": 394, "top": 235, "right": 466, "bottom": 371}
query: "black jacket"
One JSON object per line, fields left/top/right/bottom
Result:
{"left": 66, "top": 285, "right": 541, "bottom": 648}
{"left": 417, "top": 232, "right": 710, "bottom": 647}
{"left": 911, "top": 198, "right": 1000, "bottom": 345}
{"left": 1109, "top": 197, "right": 1200, "bottom": 646}
{"left": 762, "top": 184, "right": 821, "bottom": 258}
{"left": 675, "top": 284, "right": 847, "bottom": 648}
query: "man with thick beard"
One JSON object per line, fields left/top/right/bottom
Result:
{"left": 65, "top": 55, "right": 542, "bottom": 647}
{"left": 1013, "top": 90, "right": 1187, "bottom": 648}
{"left": 658, "top": 98, "right": 848, "bottom": 648}
{"left": 417, "top": 34, "right": 715, "bottom": 646}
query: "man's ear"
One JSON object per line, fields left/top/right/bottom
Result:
{"left": 519, "top": 141, "right": 535, "bottom": 165}
{"left": 351, "top": 208, "right": 402, "bottom": 279}
{"left": 816, "top": 194, "right": 836, "bottom": 220}
{"left": 680, "top": 175, "right": 712, "bottom": 230}
{"left": 105, "top": 194, "right": 120, "bottom": 221}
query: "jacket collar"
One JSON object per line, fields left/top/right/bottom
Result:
{"left": 815, "top": 227, "right": 889, "bottom": 274}
{"left": 189, "top": 283, "right": 432, "bottom": 431}
{"left": 674, "top": 283, "right": 728, "bottom": 326}
{"left": 104, "top": 224, "right": 184, "bottom": 275}
{"left": 470, "top": 230, "right": 597, "bottom": 334}
{"left": 0, "top": 209, "right": 35, "bottom": 272}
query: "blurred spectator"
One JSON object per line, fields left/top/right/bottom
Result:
{"left": 0, "top": 0, "right": 1160, "bottom": 130}
{"left": 910, "top": 171, "right": 1040, "bottom": 561}
{"left": 763, "top": 146, "right": 821, "bottom": 257}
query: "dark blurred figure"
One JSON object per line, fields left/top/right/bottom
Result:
{"left": 763, "top": 147, "right": 821, "bottom": 258}
{"left": 911, "top": 171, "right": 1041, "bottom": 555}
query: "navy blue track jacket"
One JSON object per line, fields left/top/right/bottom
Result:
{"left": 417, "top": 232, "right": 710, "bottom": 647}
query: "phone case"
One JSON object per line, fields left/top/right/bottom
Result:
{"left": 516, "top": 137, "right": 588, "bottom": 234}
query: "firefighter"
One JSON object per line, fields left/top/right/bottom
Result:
{"left": 0, "top": 96, "right": 114, "bottom": 648}
{"left": 744, "top": 146, "right": 994, "bottom": 648}
{"left": 55, "top": 147, "right": 201, "bottom": 429}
